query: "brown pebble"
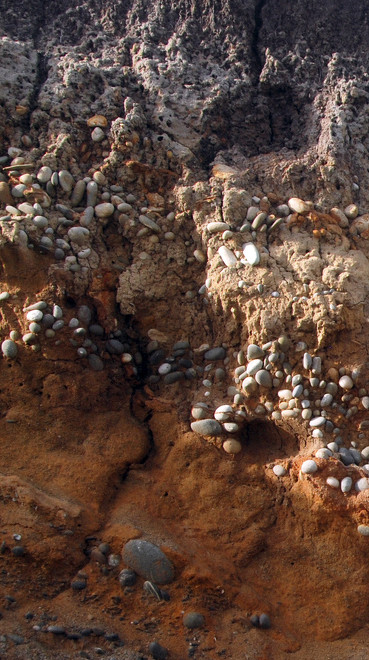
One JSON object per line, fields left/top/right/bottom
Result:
{"left": 327, "top": 367, "right": 339, "bottom": 383}
{"left": 90, "top": 547, "right": 107, "bottom": 564}
{"left": 0, "top": 182, "right": 13, "bottom": 205}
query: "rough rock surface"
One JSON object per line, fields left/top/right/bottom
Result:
{"left": 1, "top": 2, "right": 369, "bottom": 659}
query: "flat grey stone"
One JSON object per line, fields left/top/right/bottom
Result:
{"left": 122, "top": 540, "right": 174, "bottom": 585}
{"left": 191, "top": 419, "right": 223, "bottom": 436}
{"left": 204, "top": 347, "right": 226, "bottom": 361}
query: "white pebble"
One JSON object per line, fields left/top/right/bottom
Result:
{"left": 301, "top": 460, "right": 318, "bottom": 474}
{"left": 273, "top": 465, "right": 286, "bottom": 477}
{"left": 326, "top": 477, "right": 340, "bottom": 489}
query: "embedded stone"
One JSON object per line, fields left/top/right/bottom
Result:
{"left": 191, "top": 419, "right": 223, "bottom": 436}
{"left": 122, "top": 539, "right": 174, "bottom": 584}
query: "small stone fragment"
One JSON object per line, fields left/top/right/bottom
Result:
{"left": 273, "top": 465, "right": 286, "bottom": 477}
{"left": 218, "top": 245, "right": 237, "bottom": 267}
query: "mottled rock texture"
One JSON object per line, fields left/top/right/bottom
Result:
{"left": 2, "top": 3, "right": 369, "bottom": 660}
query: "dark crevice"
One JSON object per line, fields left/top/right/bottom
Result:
{"left": 251, "top": 0, "right": 268, "bottom": 79}
{"left": 26, "top": 51, "right": 49, "bottom": 132}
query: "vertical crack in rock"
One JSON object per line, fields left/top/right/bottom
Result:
{"left": 251, "top": 0, "right": 268, "bottom": 79}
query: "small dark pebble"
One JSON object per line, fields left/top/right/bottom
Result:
{"left": 178, "top": 358, "right": 192, "bottom": 368}
{"left": 5, "top": 595, "right": 16, "bottom": 603}
{"left": 90, "top": 547, "right": 107, "bottom": 564}
{"left": 48, "top": 625, "right": 66, "bottom": 635}
{"left": 119, "top": 568, "right": 137, "bottom": 587}
{"left": 183, "top": 612, "right": 204, "bottom": 629}
{"left": 149, "top": 349, "right": 166, "bottom": 365}
{"left": 147, "top": 375, "right": 160, "bottom": 384}
{"left": 0, "top": 541, "right": 7, "bottom": 554}
{"left": 105, "top": 632, "right": 120, "bottom": 641}
{"left": 149, "top": 640, "right": 168, "bottom": 659}
{"left": 163, "top": 371, "right": 185, "bottom": 385}
{"left": 12, "top": 545, "right": 25, "bottom": 557}
{"left": 67, "top": 632, "right": 82, "bottom": 640}
{"left": 250, "top": 614, "right": 260, "bottom": 628}
{"left": 71, "top": 579, "right": 87, "bottom": 591}
{"left": 25, "top": 612, "right": 34, "bottom": 620}
{"left": 92, "top": 627, "right": 105, "bottom": 636}
{"left": 81, "top": 628, "right": 93, "bottom": 636}
{"left": 259, "top": 613, "right": 271, "bottom": 629}
{"left": 7, "top": 633, "right": 24, "bottom": 645}
{"left": 160, "top": 589, "right": 170, "bottom": 602}
{"left": 98, "top": 542, "right": 110, "bottom": 555}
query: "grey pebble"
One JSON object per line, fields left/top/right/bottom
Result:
{"left": 71, "top": 180, "right": 86, "bottom": 206}
{"left": 255, "top": 369, "right": 272, "bottom": 387}
{"left": 164, "top": 371, "right": 185, "bottom": 384}
{"left": 191, "top": 419, "right": 223, "bottom": 436}
{"left": 87, "top": 181, "right": 98, "bottom": 207}
{"left": 122, "top": 539, "right": 174, "bottom": 584}
{"left": 59, "top": 170, "right": 74, "bottom": 193}
{"left": 259, "top": 613, "right": 271, "bottom": 629}
{"left": 7, "top": 633, "right": 24, "bottom": 645}
{"left": 183, "top": 612, "right": 204, "bottom": 629}
{"left": 88, "top": 355, "right": 104, "bottom": 371}
{"left": 106, "top": 339, "right": 124, "bottom": 354}
{"left": 68, "top": 226, "right": 90, "bottom": 245}
{"left": 11, "top": 545, "right": 25, "bottom": 556}
{"left": 204, "top": 347, "right": 226, "bottom": 361}
{"left": 71, "top": 579, "right": 87, "bottom": 590}
{"left": 42, "top": 314, "right": 55, "bottom": 328}
{"left": 119, "top": 568, "right": 137, "bottom": 587}
{"left": 1, "top": 339, "right": 17, "bottom": 358}
{"left": 149, "top": 641, "right": 168, "bottom": 659}
{"left": 78, "top": 305, "right": 92, "bottom": 325}
{"left": 47, "top": 626, "right": 66, "bottom": 635}
{"left": 341, "top": 476, "right": 352, "bottom": 492}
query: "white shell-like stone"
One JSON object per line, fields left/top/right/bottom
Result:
{"left": 339, "top": 375, "right": 354, "bottom": 389}
{"left": 278, "top": 389, "right": 293, "bottom": 400}
{"left": 355, "top": 478, "right": 369, "bottom": 492}
{"left": 288, "top": 197, "right": 310, "bottom": 214}
{"left": 326, "top": 476, "right": 340, "bottom": 489}
{"left": 223, "top": 439, "right": 242, "bottom": 454}
{"left": 26, "top": 310, "right": 43, "bottom": 322}
{"left": 218, "top": 246, "right": 237, "bottom": 267}
{"left": 301, "top": 460, "right": 318, "bottom": 474}
{"left": 242, "top": 242, "right": 260, "bottom": 266}
{"left": 309, "top": 416, "right": 326, "bottom": 427}
{"left": 315, "top": 448, "right": 332, "bottom": 459}
{"left": 357, "top": 524, "right": 369, "bottom": 536}
{"left": 341, "top": 477, "right": 352, "bottom": 493}
{"left": 273, "top": 464, "right": 286, "bottom": 477}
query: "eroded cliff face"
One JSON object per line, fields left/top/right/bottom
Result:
{"left": 1, "top": 2, "right": 369, "bottom": 659}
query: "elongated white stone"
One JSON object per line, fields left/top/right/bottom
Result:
{"left": 207, "top": 222, "right": 230, "bottom": 233}
{"left": 341, "top": 477, "right": 352, "bottom": 492}
{"left": 278, "top": 389, "right": 293, "bottom": 400}
{"left": 309, "top": 416, "right": 326, "bottom": 427}
{"left": 326, "top": 477, "right": 340, "bottom": 488}
{"left": 242, "top": 242, "right": 260, "bottom": 266}
{"left": 218, "top": 246, "right": 237, "bottom": 267}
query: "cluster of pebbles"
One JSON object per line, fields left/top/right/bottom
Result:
{"left": 0, "top": 296, "right": 139, "bottom": 371}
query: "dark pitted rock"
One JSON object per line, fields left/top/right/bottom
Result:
{"left": 183, "top": 612, "right": 205, "bottom": 629}
{"left": 122, "top": 540, "right": 174, "bottom": 585}
{"left": 149, "top": 640, "right": 169, "bottom": 659}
